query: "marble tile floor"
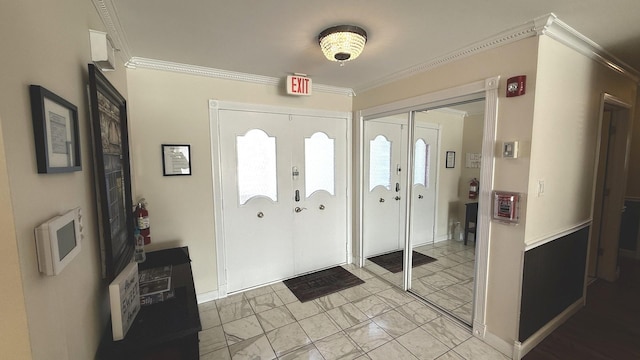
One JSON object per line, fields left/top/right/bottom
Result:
{"left": 198, "top": 248, "right": 506, "bottom": 359}
{"left": 364, "top": 239, "right": 476, "bottom": 325}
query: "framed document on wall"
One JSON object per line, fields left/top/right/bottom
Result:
{"left": 162, "top": 144, "right": 191, "bottom": 176}
{"left": 446, "top": 151, "right": 456, "bottom": 168}
{"left": 29, "top": 85, "right": 81, "bottom": 173}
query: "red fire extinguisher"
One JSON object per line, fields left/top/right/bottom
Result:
{"left": 135, "top": 199, "right": 151, "bottom": 245}
{"left": 469, "top": 178, "right": 479, "bottom": 199}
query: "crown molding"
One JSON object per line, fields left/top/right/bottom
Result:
{"left": 354, "top": 17, "right": 542, "bottom": 93}
{"left": 126, "top": 57, "right": 355, "bottom": 96}
{"left": 539, "top": 15, "right": 640, "bottom": 83}
{"left": 90, "top": 0, "right": 132, "bottom": 64}
{"left": 355, "top": 13, "right": 640, "bottom": 93}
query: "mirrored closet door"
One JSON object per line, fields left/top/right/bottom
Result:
{"left": 360, "top": 99, "right": 485, "bottom": 326}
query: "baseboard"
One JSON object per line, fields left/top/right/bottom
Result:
{"left": 197, "top": 290, "right": 220, "bottom": 304}
{"left": 620, "top": 249, "right": 640, "bottom": 259}
{"left": 514, "top": 297, "right": 584, "bottom": 359}
{"left": 482, "top": 330, "right": 514, "bottom": 358}
{"left": 435, "top": 235, "right": 450, "bottom": 243}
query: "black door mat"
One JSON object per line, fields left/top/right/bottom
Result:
{"left": 367, "top": 250, "right": 437, "bottom": 273}
{"left": 283, "top": 266, "right": 364, "bottom": 303}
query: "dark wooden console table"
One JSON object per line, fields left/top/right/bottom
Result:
{"left": 98, "top": 247, "right": 201, "bottom": 360}
{"left": 464, "top": 202, "right": 478, "bottom": 245}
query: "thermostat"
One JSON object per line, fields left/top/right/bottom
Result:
{"left": 503, "top": 141, "right": 519, "bottom": 159}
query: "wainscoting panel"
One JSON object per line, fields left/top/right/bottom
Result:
{"left": 620, "top": 199, "right": 640, "bottom": 252}
{"left": 519, "top": 226, "right": 590, "bottom": 341}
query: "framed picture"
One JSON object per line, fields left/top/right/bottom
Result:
{"left": 162, "top": 144, "right": 191, "bottom": 176}
{"left": 29, "top": 85, "right": 81, "bottom": 173}
{"left": 88, "top": 64, "right": 135, "bottom": 281}
{"left": 446, "top": 151, "right": 456, "bottom": 168}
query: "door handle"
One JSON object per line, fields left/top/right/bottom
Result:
{"left": 319, "top": 204, "right": 325, "bottom": 210}
{"left": 379, "top": 198, "right": 385, "bottom": 203}
{"left": 395, "top": 182, "right": 400, "bottom": 192}
{"left": 257, "top": 212, "right": 264, "bottom": 218}
{"left": 295, "top": 190, "right": 300, "bottom": 202}
{"left": 418, "top": 195, "right": 424, "bottom": 199}
{"left": 394, "top": 196, "right": 401, "bottom": 201}
{"left": 294, "top": 207, "right": 307, "bottom": 213}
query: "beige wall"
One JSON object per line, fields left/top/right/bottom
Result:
{"left": 458, "top": 112, "right": 484, "bottom": 236}
{"left": 354, "top": 36, "right": 540, "bottom": 346}
{"left": 0, "top": 0, "right": 129, "bottom": 359}
{"left": 125, "top": 68, "right": 351, "bottom": 295}
{"left": 525, "top": 36, "right": 638, "bottom": 244}
{"left": 0, "top": 116, "right": 32, "bottom": 359}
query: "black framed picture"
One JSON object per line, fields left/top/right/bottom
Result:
{"left": 29, "top": 85, "right": 81, "bottom": 173}
{"left": 162, "top": 144, "right": 191, "bottom": 176}
{"left": 88, "top": 64, "right": 135, "bottom": 281}
{"left": 446, "top": 151, "right": 456, "bottom": 168}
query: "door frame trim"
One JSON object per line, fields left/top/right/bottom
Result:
{"left": 587, "top": 93, "right": 633, "bottom": 281}
{"left": 209, "top": 100, "right": 352, "bottom": 298}
{"left": 355, "top": 76, "right": 500, "bottom": 338}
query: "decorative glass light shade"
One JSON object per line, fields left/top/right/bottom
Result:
{"left": 318, "top": 25, "right": 367, "bottom": 62}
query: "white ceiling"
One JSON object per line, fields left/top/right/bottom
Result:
{"left": 105, "top": 0, "right": 640, "bottom": 91}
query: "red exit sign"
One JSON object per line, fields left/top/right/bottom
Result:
{"left": 286, "top": 75, "right": 312, "bottom": 96}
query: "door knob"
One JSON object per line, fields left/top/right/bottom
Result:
{"left": 379, "top": 198, "right": 385, "bottom": 203}
{"left": 418, "top": 195, "right": 424, "bottom": 199}
{"left": 294, "top": 207, "right": 307, "bottom": 213}
{"left": 319, "top": 204, "right": 325, "bottom": 210}
{"left": 257, "top": 212, "right": 264, "bottom": 218}
{"left": 394, "top": 196, "right": 401, "bottom": 201}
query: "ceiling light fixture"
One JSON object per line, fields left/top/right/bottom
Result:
{"left": 318, "top": 25, "right": 367, "bottom": 64}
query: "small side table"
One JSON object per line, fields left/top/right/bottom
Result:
{"left": 98, "top": 247, "right": 201, "bottom": 360}
{"left": 464, "top": 202, "right": 478, "bottom": 245}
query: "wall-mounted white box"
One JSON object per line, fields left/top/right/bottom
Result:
{"left": 89, "top": 30, "right": 115, "bottom": 71}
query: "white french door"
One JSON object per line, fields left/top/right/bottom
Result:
{"left": 218, "top": 109, "right": 347, "bottom": 292}
{"left": 291, "top": 115, "right": 347, "bottom": 274}
{"left": 410, "top": 125, "right": 439, "bottom": 247}
{"left": 363, "top": 120, "right": 404, "bottom": 257}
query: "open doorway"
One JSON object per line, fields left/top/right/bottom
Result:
{"left": 588, "top": 94, "right": 633, "bottom": 282}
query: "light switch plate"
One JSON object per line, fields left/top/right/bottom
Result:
{"left": 503, "top": 141, "right": 519, "bottom": 158}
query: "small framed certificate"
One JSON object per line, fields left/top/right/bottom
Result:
{"left": 29, "top": 85, "right": 81, "bottom": 173}
{"left": 446, "top": 151, "right": 456, "bottom": 168}
{"left": 162, "top": 144, "right": 191, "bottom": 176}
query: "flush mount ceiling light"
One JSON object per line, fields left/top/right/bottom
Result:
{"left": 318, "top": 25, "right": 367, "bottom": 63}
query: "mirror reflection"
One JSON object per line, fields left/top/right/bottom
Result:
{"left": 362, "top": 99, "right": 485, "bottom": 326}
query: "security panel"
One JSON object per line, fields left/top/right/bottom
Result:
{"left": 35, "top": 207, "right": 83, "bottom": 275}
{"left": 492, "top": 191, "right": 521, "bottom": 224}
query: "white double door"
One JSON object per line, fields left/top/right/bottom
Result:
{"left": 363, "top": 119, "right": 438, "bottom": 258}
{"left": 219, "top": 109, "right": 347, "bottom": 292}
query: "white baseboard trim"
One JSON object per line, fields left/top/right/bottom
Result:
{"left": 435, "top": 235, "right": 450, "bottom": 243}
{"left": 482, "top": 330, "right": 514, "bottom": 358}
{"left": 513, "top": 297, "right": 584, "bottom": 359}
{"left": 197, "top": 290, "right": 220, "bottom": 304}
